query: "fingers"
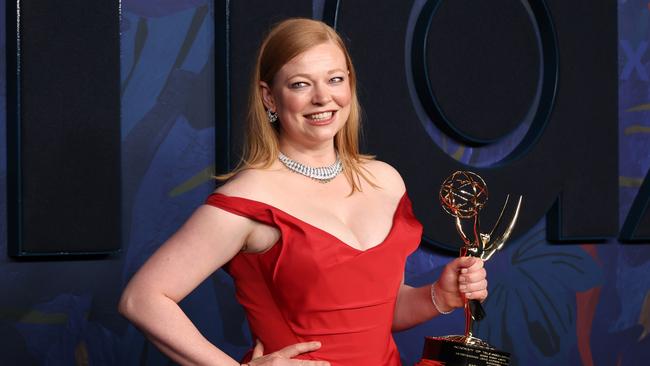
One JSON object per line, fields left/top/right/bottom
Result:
{"left": 251, "top": 339, "right": 264, "bottom": 359}
{"left": 446, "top": 256, "right": 472, "bottom": 272}
{"left": 458, "top": 256, "right": 484, "bottom": 274}
{"left": 459, "top": 279, "right": 488, "bottom": 293}
{"left": 458, "top": 257, "right": 486, "bottom": 286}
{"left": 277, "top": 341, "right": 322, "bottom": 359}
{"left": 293, "top": 360, "right": 330, "bottom": 366}
{"left": 455, "top": 257, "right": 488, "bottom": 301}
{"left": 459, "top": 268, "right": 487, "bottom": 284}
{"left": 248, "top": 341, "right": 328, "bottom": 366}
{"left": 459, "top": 271, "right": 488, "bottom": 301}
{"left": 466, "top": 288, "right": 488, "bottom": 301}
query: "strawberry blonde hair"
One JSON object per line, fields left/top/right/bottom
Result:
{"left": 219, "top": 18, "right": 375, "bottom": 192}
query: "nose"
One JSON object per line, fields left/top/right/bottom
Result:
{"left": 311, "top": 82, "right": 332, "bottom": 105}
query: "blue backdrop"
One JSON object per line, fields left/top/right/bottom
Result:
{"left": 0, "top": 0, "right": 649, "bottom": 365}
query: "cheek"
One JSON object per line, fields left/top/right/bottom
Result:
{"left": 333, "top": 85, "right": 352, "bottom": 108}
{"left": 277, "top": 92, "right": 309, "bottom": 114}
{"left": 336, "top": 95, "right": 352, "bottom": 124}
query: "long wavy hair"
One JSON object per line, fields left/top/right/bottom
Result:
{"left": 219, "top": 18, "right": 376, "bottom": 192}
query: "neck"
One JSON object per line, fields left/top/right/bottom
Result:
{"left": 278, "top": 140, "right": 337, "bottom": 166}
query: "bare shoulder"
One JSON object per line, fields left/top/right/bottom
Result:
{"left": 361, "top": 159, "right": 406, "bottom": 196}
{"left": 214, "top": 168, "right": 276, "bottom": 200}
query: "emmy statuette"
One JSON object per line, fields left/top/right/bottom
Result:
{"left": 419, "top": 171, "right": 522, "bottom": 366}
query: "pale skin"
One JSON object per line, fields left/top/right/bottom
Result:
{"left": 119, "top": 41, "right": 488, "bottom": 366}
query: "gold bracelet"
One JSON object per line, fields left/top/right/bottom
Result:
{"left": 430, "top": 281, "right": 453, "bottom": 314}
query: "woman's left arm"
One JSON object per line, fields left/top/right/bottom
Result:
{"left": 392, "top": 257, "right": 488, "bottom": 332}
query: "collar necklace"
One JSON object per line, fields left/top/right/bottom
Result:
{"left": 278, "top": 152, "right": 343, "bottom": 183}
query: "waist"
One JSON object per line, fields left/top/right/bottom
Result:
{"left": 247, "top": 333, "right": 401, "bottom": 366}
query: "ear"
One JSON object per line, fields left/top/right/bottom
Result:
{"left": 259, "top": 81, "right": 276, "bottom": 111}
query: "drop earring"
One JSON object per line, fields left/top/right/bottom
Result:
{"left": 267, "top": 109, "right": 278, "bottom": 123}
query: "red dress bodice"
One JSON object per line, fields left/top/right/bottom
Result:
{"left": 205, "top": 192, "right": 423, "bottom": 366}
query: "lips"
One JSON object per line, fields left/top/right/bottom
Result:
{"left": 304, "top": 110, "right": 336, "bottom": 125}
{"left": 307, "top": 111, "right": 333, "bottom": 120}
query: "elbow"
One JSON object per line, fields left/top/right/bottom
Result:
{"left": 391, "top": 321, "right": 407, "bottom": 333}
{"left": 117, "top": 291, "right": 132, "bottom": 318}
{"left": 391, "top": 312, "right": 407, "bottom": 332}
{"left": 118, "top": 285, "right": 174, "bottom": 322}
{"left": 393, "top": 324, "right": 415, "bottom": 333}
{"left": 118, "top": 287, "right": 140, "bottom": 320}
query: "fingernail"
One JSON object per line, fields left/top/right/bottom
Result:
{"left": 459, "top": 284, "right": 467, "bottom": 290}
{"left": 461, "top": 268, "right": 468, "bottom": 274}
{"left": 459, "top": 276, "right": 467, "bottom": 283}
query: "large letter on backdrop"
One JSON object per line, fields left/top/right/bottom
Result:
{"left": 7, "top": 0, "right": 121, "bottom": 256}
{"left": 335, "top": 0, "right": 618, "bottom": 248}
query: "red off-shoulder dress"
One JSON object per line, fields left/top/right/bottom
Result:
{"left": 205, "top": 192, "right": 423, "bottom": 366}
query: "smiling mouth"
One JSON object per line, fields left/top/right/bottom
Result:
{"left": 305, "top": 111, "right": 335, "bottom": 121}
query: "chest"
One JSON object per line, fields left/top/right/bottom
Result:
{"left": 242, "top": 197, "right": 422, "bottom": 315}
{"left": 273, "top": 191, "right": 401, "bottom": 251}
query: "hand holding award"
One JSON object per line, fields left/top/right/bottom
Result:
{"left": 420, "top": 171, "right": 522, "bottom": 366}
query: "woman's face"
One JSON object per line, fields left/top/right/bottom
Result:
{"left": 261, "top": 42, "right": 352, "bottom": 148}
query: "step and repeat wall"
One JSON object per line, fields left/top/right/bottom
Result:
{"left": 1, "top": 0, "right": 648, "bottom": 365}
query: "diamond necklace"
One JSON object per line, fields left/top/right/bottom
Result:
{"left": 278, "top": 152, "right": 343, "bottom": 183}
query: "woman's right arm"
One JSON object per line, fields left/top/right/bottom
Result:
{"left": 119, "top": 203, "right": 330, "bottom": 366}
{"left": 118, "top": 204, "right": 254, "bottom": 366}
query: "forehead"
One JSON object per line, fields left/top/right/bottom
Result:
{"left": 279, "top": 42, "right": 347, "bottom": 76}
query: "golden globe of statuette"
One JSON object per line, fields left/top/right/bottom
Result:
{"left": 439, "top": 170, "right": 488, "bottom": 219}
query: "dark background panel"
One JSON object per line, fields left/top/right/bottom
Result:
{"left": 426, "top": 0, "right": 539, "bottom": 143}
{"left": 228, "top": 0, "right": 313, "bottom": 168}
{"left": 0, "top": 1, "right": 648, "bottom": 366}
{"left": 338, "top": 0, "right": 618, "bottom": 248}
{"left": 7, "top": 0, "right": 121, "bottom": 255}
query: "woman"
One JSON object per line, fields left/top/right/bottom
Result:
{"left": 119, "top": 18, "right": 488, "bottom": 366}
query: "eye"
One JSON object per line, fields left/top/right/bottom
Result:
{"left": 289, "top": 81, "right": 309, "bottom": 89}
{"left": 330, "top": 76, "right": 345, "bottom": 84}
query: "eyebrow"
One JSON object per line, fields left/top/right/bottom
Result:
{"left": 287, "top": 69, "right": 348, "bottom": 79}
